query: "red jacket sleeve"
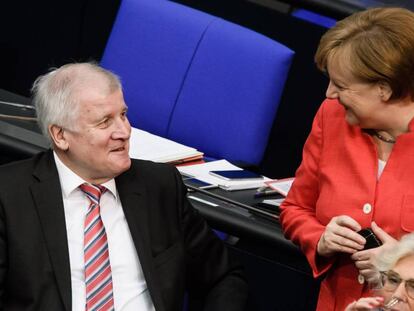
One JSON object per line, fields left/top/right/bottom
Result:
{"left": 279, "top": 100, "right": 335, "bottom": 278}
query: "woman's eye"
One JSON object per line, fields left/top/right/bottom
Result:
{"left": 388, "top": 276, "right": 400, "bottom": 285}
{"left": 335, "top": 83, "right": 346, "bottom": 91}
{"left": 331, "top": 80, "right": 346, "bottom": 91}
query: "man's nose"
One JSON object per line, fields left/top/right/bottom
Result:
{"left": 113, "top": 118, "right": 131, "bottom": 139}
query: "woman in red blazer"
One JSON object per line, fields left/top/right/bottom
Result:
{"left": 280, "top": 7, "right": 414, "bottom": 311}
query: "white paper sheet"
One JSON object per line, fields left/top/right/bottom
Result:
{"left": 178, "top": 160, "right": 270, "bottom": 191}
{"left": 129, "top": 127, "right": 203, "bottom": 162}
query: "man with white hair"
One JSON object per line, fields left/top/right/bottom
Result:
{"left": 0, "top": 63, "right": 247, "bottom": 310}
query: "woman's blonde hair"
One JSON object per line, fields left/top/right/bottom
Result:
{"left": 377, "top": 233, "right": 414, "bottom": 272}
{"left": 315, "top": 7, "right": 414, "bottom": 100}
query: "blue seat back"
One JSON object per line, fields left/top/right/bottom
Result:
{"left": 101, "top": 0, "right": 294, "bottom": 165}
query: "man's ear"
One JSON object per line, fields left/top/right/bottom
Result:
{"left": 378, "top": 82, "right": 392, "bottom": 102}
{"left": 49, "top": 125, "right": 69, "bottom": 151}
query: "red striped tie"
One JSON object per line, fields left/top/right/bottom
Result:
{"left": 80, "top": 183, "right": 115, "bottom": 311}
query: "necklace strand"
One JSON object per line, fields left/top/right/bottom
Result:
{"left": 373, "top": 131, "right": 396, "bottom": 144}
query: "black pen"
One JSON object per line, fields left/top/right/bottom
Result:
{"left": 254, "top": 189, "right": 279, "bottom": 198}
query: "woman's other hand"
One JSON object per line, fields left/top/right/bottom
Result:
{"left": 351, "top": 222, "right": 397, "bottom": 283}
{"left": 317, "top": 215, "right": 366, "bottom": 257}
{"left": 345, "top": 297, "right": 384, "bottom": 311}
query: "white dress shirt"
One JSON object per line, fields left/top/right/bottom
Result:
{"left": 378, "top": 159, "right": 386, "bottom": 179}
{"left": 54, "top": 152, "right": 155, "bottom": 311}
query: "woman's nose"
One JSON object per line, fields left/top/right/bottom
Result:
{"left": 326, "top": 81, "right": 338, "bottom": 99}
{"left": 392, "top": 282, "right": 408, "bottom": 303}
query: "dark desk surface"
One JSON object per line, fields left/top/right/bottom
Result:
{"left": 188, "top": 187, "right": 285, "bottom": 245}
{"left": 0, "top": 89, "right": 48, "bottom": 158}
{"left": 279, "top": 0, "right": 414, "bottom": 19}
{"left": 186, "top": 187, "right": 311, "bottom": 269}
{"left": 0, "top": 88, "right": 311, "bottom": 274}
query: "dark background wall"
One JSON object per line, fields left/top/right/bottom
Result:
{"left": 0, "top": 0, "right": 329, "bottom": 178}
{"left": 0, "top": 0, "right": 120, "bottom": 95}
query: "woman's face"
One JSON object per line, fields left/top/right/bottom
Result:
{"left": 326, "top": 60, "right": 389, "bottom": 129}
{"left": 379, "top": 255, "right": 414, "bottom": 311}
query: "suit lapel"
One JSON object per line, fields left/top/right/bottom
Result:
{"left": 30, "top": 154, "right": 165, "bottom": 311}
{"left": 116, "top": 166, "right": 165, "bottom": 311}
{"left": 30, "top": 151, "right": 72, "bottom": 311}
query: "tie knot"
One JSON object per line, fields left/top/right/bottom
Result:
{"left": 79, "top": 183, "right": 106, "bottom": 203}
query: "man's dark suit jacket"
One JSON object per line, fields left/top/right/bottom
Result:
{"left": 0, "top": 150, "right": 247, "bottom": 310}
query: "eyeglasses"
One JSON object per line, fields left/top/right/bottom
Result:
{"left": 380, "top": 271, "right": 414, "bottom": 300}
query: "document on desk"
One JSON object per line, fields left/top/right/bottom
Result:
{"left": 178, "top": 159, "right": 270, "bottom": 191}
{"left": 129, "top": 127, "right": 203, "bottom": 163}
{"left": 265, "top": 177, "right": 295, "bottom": 196}
{"left": 262, "top": 198, "right": 285, "bottom": 206}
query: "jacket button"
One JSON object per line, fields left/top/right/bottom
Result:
{"left": 363, "top": 203, "right": 372, "bottom": 214}
{"left": 358, "top": 274, "right": 365, "bottom": 284}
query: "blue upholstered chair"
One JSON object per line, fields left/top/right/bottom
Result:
{"left": 101, "top": 0, "right": 294, "bottom": 166}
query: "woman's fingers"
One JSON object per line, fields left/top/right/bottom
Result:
{"left": 354, "top": 259, "right": 371, "bottom": 270}
{"left": 345, "top": 297, "right": 384, "bottom": 311}
{"left": 317, "top": 215, "right": 364, "bottom": 256}
{"left": 328, "top": 216, "right": 365, "bottom": 246}
{"left": 334, "top": 227, "right": 365, "bottom": 248}
{"left": 332, "top": 216, "right": 365, "bottom": 244}
{"left": 335, "top": 215, "right": 362, "bottom": 232}
{"left": 371, "top": 222, "right": 396, "bottom": 244}
{"left": 331, "top": 235, "right": 364, "bottom": 252}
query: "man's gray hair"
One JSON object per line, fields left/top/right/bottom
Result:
{"left": 31, "top": 62, "right": 122, "bottom": 144}
{"left": 377, "top": 232, "right": 414, "bottom": 271}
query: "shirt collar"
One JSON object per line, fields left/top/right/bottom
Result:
{"left": 53, "top": 151, "right": 118, "bottom": 199}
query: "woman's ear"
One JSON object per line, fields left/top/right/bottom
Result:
{"left": 49, "top": 125, "right": 69, "bottom": 151}
{"left": 378, "top": 82, "right": 392, "bottom": 102}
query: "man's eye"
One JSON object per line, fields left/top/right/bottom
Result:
{"left": 99, "top": 119, "right": 110, "bottom": 127}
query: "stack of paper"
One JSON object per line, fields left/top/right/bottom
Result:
{"left": 262, "top": 198, "right": 285, "bottom": 207}
{"left": 261, "top": 177, "right": 295, "bottom": 207}
{"left": 177, "top": 159, "right": 270, "bottom": 191}
{"left": 129, "top": 127, "right": 203, "bottom": 163}
{"left": 265, "top": 178, "right": 295, "bottom": 196}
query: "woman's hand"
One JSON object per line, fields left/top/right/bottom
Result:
{"left": 317, "top": 215, "right": 366, "bottom": 257}
{"left": 351, "top": 222, "right": 397, "bottom": 283}
{"left": 345, "top": 297, "right": 384, "bottom": 311}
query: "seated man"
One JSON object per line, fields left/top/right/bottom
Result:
{"left": 0, "top": 62, "right": 247, "bottom": 310}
